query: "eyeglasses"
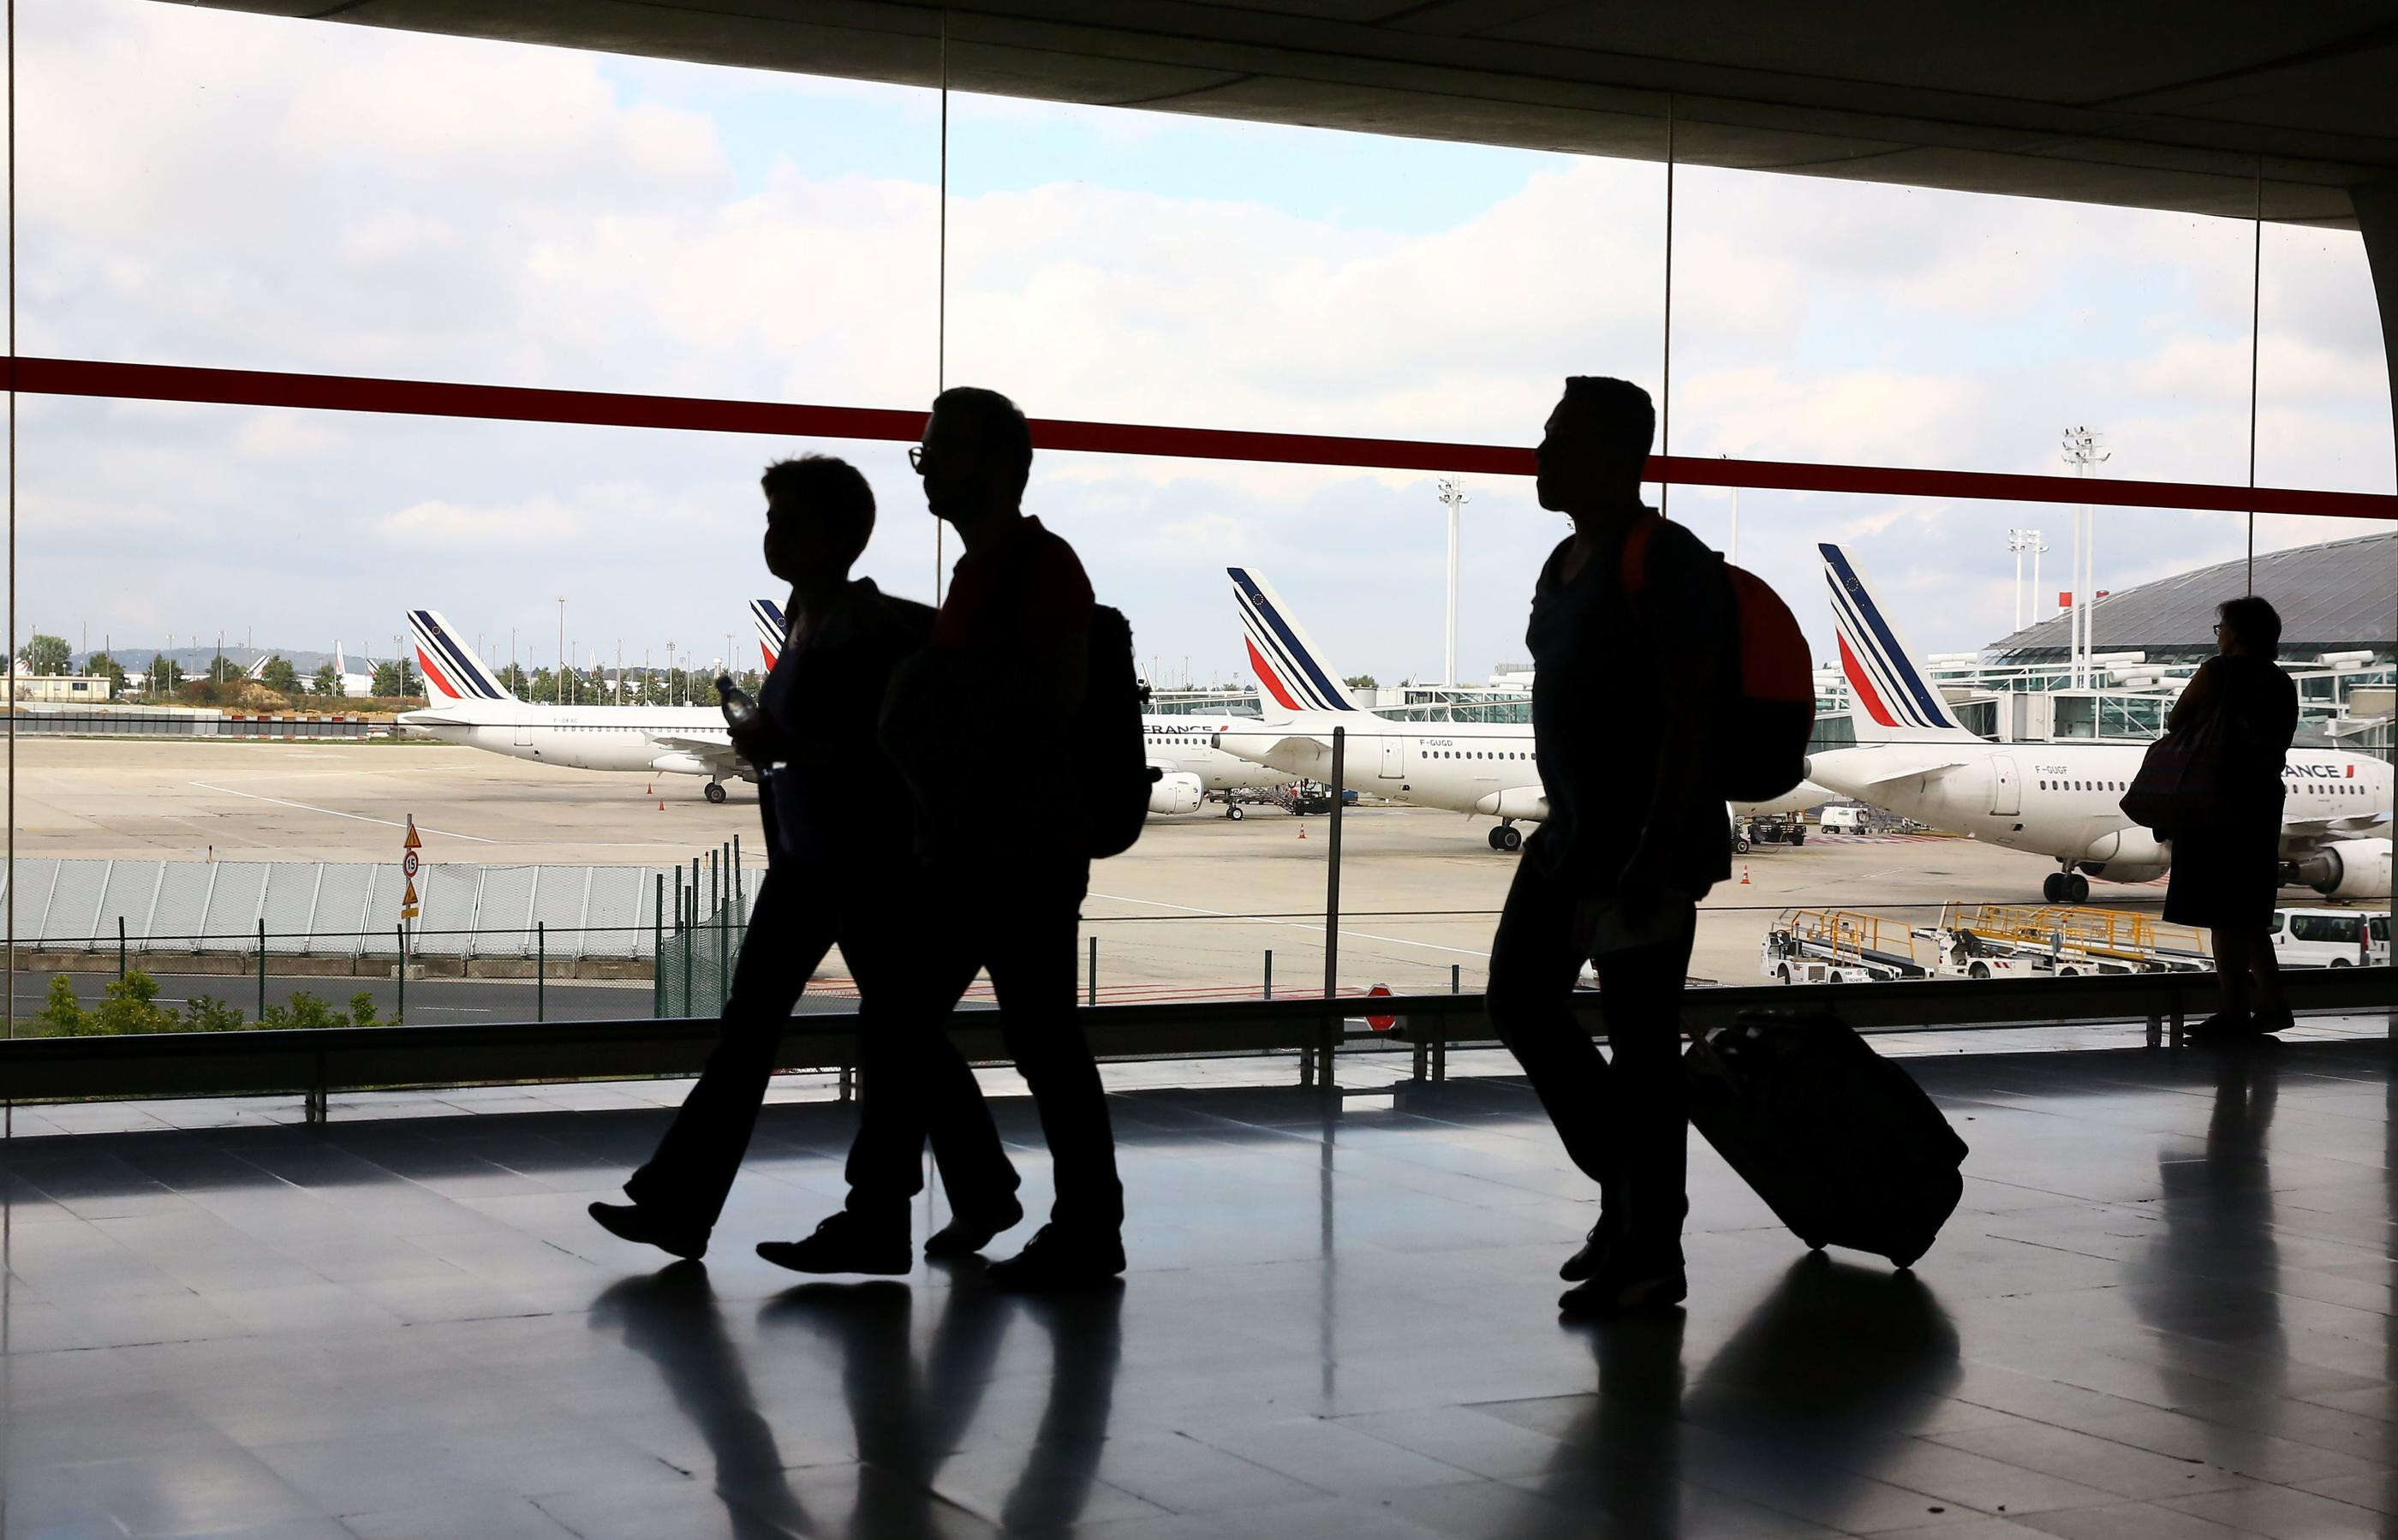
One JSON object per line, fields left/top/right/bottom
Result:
{"left": 907, "top": 445, "right": 926, "bottom": 474}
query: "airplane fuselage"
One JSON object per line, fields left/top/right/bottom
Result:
{"left": 401, "top": 703, "right": 740, "bottom": 777}
{"left": 1806, "top": 740, "right": 2393, "bottom": 876}
{"left": 1142, "top": 718, "right": 1296, "bottom": 792}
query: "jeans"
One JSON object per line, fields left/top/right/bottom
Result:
{"left": 1486, "top": 852, "right": 1696, "bottom": 1252}
{"left": 625, "top": 864, "right": 1012, "bottom": 1231}
{"left": 851, "top": 861, "right": 1122, "bottom": 1233}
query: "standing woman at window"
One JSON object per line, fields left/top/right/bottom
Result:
{"left": 2162, "top": 595, "right": 2299, "bottom": 1036}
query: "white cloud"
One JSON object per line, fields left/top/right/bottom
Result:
{"left": 379, "top": 497, "right": 581, "bottom": 546}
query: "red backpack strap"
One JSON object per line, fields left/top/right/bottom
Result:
{"left": 1617, "top": 511, "right": 1666, "bottom": 610}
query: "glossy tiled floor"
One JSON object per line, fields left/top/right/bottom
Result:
{"left": 6, "top": 1036, "right": 2398, "bottom": 1538}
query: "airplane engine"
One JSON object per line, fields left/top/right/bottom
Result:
{"left": 2077, "top": 827, "right": 2168, "bottom": 884}
{"left": 1148, "top": 771, "right": 1204, "bottom": 815}
{"left": 2288, "top": 838, "right": 2393, "bottom": 899}
{"left": 650, "top": 751, "right": 711, "bottom": 777}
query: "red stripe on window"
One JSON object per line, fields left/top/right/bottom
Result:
{"left": 15, "top": 356, "right": 2395, "bottom": 522}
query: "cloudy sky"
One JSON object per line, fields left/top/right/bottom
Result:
{"left": 14, "top": 0, "right": 2394, "bottom": 683}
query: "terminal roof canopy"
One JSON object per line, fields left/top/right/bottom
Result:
{"left": 1988, "top": 530, "right": 2398, "bottom": 661}
{"left": 182, "top": 0, "right": 2398, "bottom": 226}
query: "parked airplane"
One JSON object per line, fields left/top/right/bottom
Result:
{"left": 398, "top": 610, "right": 751, "bottom": 799}
{"left": 1214, "top": 567, "right": 1829, "bottom": 849}
{"left": 749, "top": 597, "right": 1288, "bottom": 815}
{"left": 331, "top": 643, "right": 375, "bottom": 699}
{"left": 1807, "top": 542, "right": 2394, "bottom": 904}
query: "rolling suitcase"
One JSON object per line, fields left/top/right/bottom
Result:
{"left": 1684, "top": 1009, "right": 1967, "bottom": 1268}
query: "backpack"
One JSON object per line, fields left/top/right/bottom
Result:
{"left": 1623, "top": 516, "right": 1815, "bottom": 803}
{"left": 1079, "top": 604, "right": 1156, "bottom": 858}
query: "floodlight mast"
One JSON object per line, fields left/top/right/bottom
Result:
{"left": 2059, "top": 427, "right": 2110, "bottom": 689}
{"left": 2006, "top": 528, "right": 2049, "bottom": 633}
{"left": 1436, "top": 478, "right": 1468, "bottom": 689}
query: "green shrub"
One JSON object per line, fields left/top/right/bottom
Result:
{"left": 38, "top": 975, "right": 90, "bottom": 1036}
{"left": 92, "top": 971, "right": 178, "bottom": 1036}
{"left": 182, "top": 994, "right": 246, "bottom": 1032}
{"left": 349, "top": 992, "right": 381, "bottom": 1027}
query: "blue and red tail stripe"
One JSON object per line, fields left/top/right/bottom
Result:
{"left": 750, "top": 598, "right": 786, "bottom": 671}
{"left": 1817, "top": 545, "right": 1964, "bottom": 735}
{"left": 408, "top": 610, "right": 510, "bottom": 703}
{"left": 1229, "top": 568, "right": 1357, "bottom": 714}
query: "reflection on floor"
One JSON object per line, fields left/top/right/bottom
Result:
{"left": 4, "top": 1038, "right": 2396, "bottom": 1537}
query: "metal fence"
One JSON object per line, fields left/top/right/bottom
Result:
{"left": 3, "top": 710, "right": 380, "bottom": 738}
{"left": 654, "top": 843, "right": 749, "bottom": 1017}
{"left": 0, "top": 857, "right": 761, "bottom": 961}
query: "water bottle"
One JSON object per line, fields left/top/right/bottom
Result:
{"left": 717, "top": 674, "right": 758, "bottom": 733}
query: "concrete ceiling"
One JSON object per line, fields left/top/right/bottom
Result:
{"left": 176, "top": 2, "right": 2398, "bottom": 226}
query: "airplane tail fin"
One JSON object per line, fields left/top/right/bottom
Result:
{"left": 1228, "top": 568, "right": 1366, "bottom": 721}
{"left": 749, "top": 597, "right": 786, "bottom": 672}
{"left": 408, "top": 609, "right": 516, "bottom": 705}
{"left": 1817, "top": 544, "right": 1976, "bottom": 744}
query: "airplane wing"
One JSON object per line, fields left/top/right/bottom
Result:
{"left": 1835, "top": 755, "right": 1971, "bottom": 789}
{"left": 644, "top": 731, "right": 756, "bottom": 783}
{"left": 2278, "top": 815, "right": 2388, "bottom": 839}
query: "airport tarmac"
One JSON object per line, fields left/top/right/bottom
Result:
{"left": 0, "top": 737, "right": 2176, "bottom": 1001}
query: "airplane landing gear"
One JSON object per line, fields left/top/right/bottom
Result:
{"left": 703, "top": 781, "right": 728, "bottom": 805}
{"left": 2043, "top": 869, "right": 2088, "bottom": 904}
{"left": 1227, "top": 803, "right": 1244, "bottom": 821}
{"left": 1488, "top": 824, "right": 1523, "bottom": 852}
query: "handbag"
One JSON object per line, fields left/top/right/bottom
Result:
{"left": 2119, "top": 713, "right": 2227, "bottom": 837}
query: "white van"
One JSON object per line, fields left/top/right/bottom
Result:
{"left": 1817, "top": 806, "right": 1871, "bottom": 833}
{"left": 2269, "top": 908, "right": 2389, "bottom": 968}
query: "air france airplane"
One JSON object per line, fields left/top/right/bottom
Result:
{"left": 1214, "top": 567, "right": 1829, "bottom": 850}
{"left": 1806, "top": 542, "right": 2394, "bottom": 904}
{"left": 397, "top": 610, "right": 751, "bottom": 800}
{"left": 748, "top": 597, "right": 1290, "bottom": 816}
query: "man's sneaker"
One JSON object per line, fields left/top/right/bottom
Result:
{"left": 588, "top": 1201, "right": 708, "bottom": 1262}
{"left": 1557, "top": 1252, "right": 1686, "bottom": 1318}
{"left": 985, "top": 1224, "right": 1125, "bottom": 1291}
{"left": 925, "top": 1197, "right": 1024, "bottom": 1261}
{"left": 755, "top": 1212, "right": 910, "bottom": 1276}
{"left": 1559, "top": 1209, "right": 1623, "bottom": 1282}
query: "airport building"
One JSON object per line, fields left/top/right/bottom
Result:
{"left": 8, "top": 6, "right": 2398, "bottom": 1538}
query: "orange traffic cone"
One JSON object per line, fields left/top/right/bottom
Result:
{"left": 1739, "top": 864, "right": 1751, "bottom": 886}
{"left": 657, "top": 800, "right": 665, "bottom": 812}
{"left": 1298, "top": 824, "right": 1307, "bottom": 839}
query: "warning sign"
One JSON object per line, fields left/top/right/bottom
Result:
{"left": 400, "top": 815, "right": 423, "bottom": 919}
{"left": 1364, "top": 982, "right": 1396, "bottom": 1032}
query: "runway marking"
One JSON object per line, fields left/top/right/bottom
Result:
{"left": 186, "top": 783, "right": 497, "bottom": 845}
{"left": 1089, "top": 891, "right": 1492, "bottom": 961}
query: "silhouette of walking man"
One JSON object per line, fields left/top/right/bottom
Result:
{"left": 862, "top": 385, "right": 1128, "bottom": 1290}
{"left": 590, "top": 455, "right": 1012, "bottom": 1264}
{"left": 1488, "top": 376, "right": 1730, "bottom": 1316}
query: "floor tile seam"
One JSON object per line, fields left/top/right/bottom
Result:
{"left": 2151, "top": 1484, "right": 2389, "bottom": 1528}
{"left": 1166, "top": 1418, "right": 1487, "bottom": 1501}
{"left": 1914, "top": 1423, "right": 2259, "bottom": 1498}
{"left": 2137, "top": 1399, "right": 2398, "bottom": 1465}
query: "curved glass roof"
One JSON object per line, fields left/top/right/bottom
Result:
{"left": 1987, "top": 528, "right": 2398, "bottom": 661}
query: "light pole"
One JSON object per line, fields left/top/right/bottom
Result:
{"left": 2006, "top": 528, "right": 2049, "bottom": 633}
{"left": 1436, "top": 479, "right": 1467, "bottom": 689}
{"left": 2059, "top": 428, "right": 2110, "bottom": 689}
{"left": 556, "top": 598, "right": 566, "bottom": 706}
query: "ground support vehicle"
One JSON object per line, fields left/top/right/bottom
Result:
{"left": 1759, "top": 910, "right": 1932, "bottom": 985}
{"left": 2270, "top": 907, "right": 2390, "bottom": 967}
